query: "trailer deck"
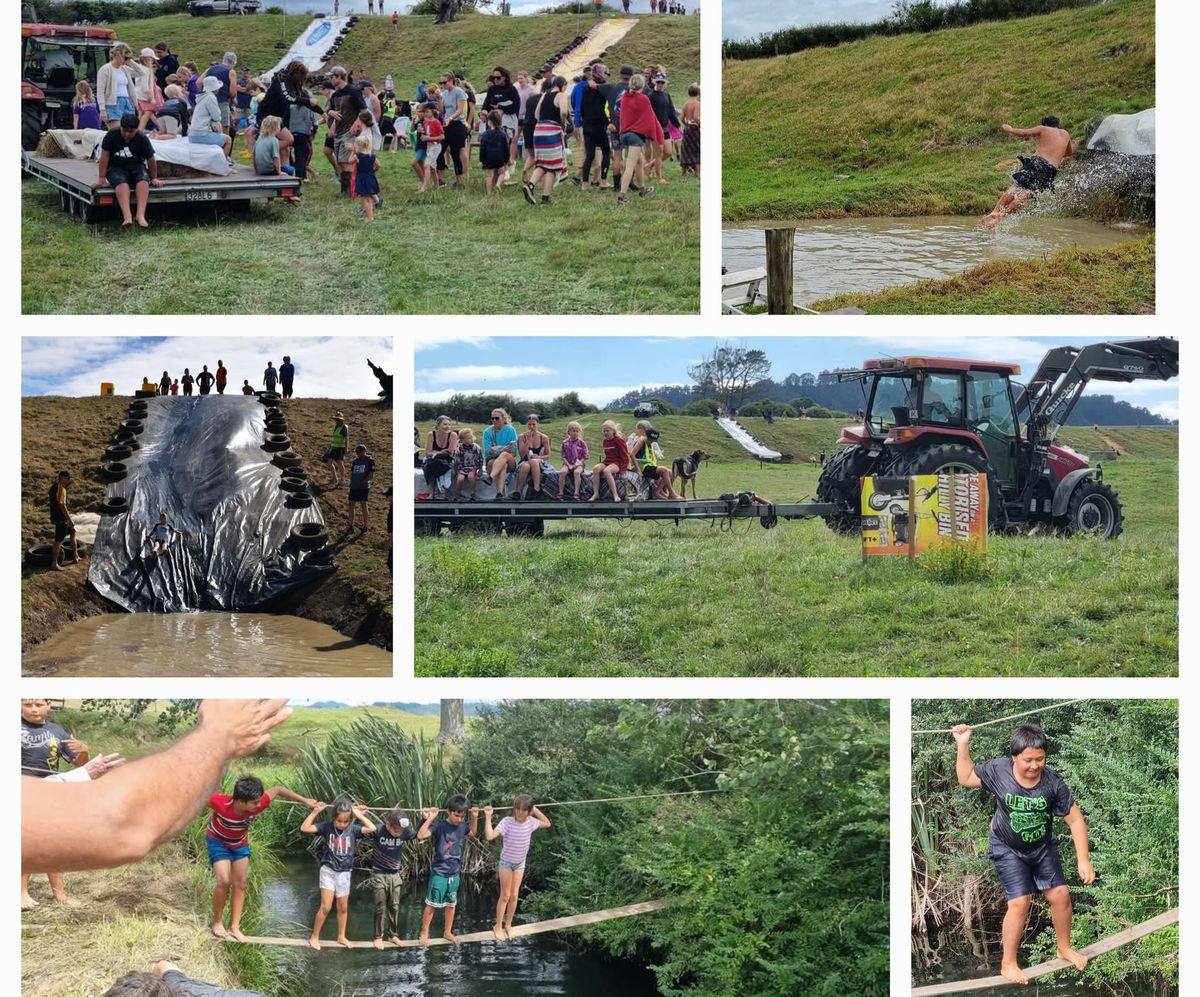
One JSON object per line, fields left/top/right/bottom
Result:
{"left": 416, "top": 495, "right": 835, "bottom": 536}
{"left": 23, "top": 152, "right": 296, "bottom": 221}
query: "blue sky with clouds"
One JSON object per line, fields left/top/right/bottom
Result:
{"left": 725, "top": 0, "right": 916, "bottom": 41}
{"left": 23, "top": 336, "right": 393, "bottom": 398}
{"left": 415, "top": 335, "right": 1179, "bottom": 420}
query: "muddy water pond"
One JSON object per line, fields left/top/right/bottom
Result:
{"left": 723, "top": 215, "right": 1147, "bottom": 306}
{"left": 21, "top": 612, "right": 391, "bottom": 677}
{"left": 261, "top": 857, "right": 658, "bottom": 996}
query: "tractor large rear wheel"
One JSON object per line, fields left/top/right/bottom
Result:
{"left": 888, "top": 443, "right": 1001, "bottom": 526}
{"left": 816, "top": 446, "right": 876, "bottom": 534}
{"left": 1063, "top": 479, "right": 1123, "bottom": 539}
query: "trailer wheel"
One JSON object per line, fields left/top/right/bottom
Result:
{"left": 416, "top": 519, "right": 441, "bottom": 536}
{"left": 507, "top": 519, "right": 545, "bottom": 538}
{"left": 1063, "top": 480, "right": 1124, "bottom": 540}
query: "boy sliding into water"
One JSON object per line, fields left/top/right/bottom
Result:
{"left": 146, "top": 513, "right": 179, "bottom": 558}
{"left": 953, "top": 723, "right": 1095, "bottom": 985}
{"left": 417, "top": 795, "right": 479, "bottom": 943}
{"left": 484, "top": 795, "right": 551, "bottom": 940}
{"left": 302, "top": 800, "right": 377, "bottom": 949}
{"left": 366, "top": 809, "right": 415, "bottom": 948}
{"left": 206, "top": 776, "right": 318, "bottom": 941}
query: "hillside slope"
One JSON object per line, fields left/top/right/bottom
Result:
{"left": 91, "top": 12, "right": 698, "bottom": 89}
{"left": 722, "top": 0, "right": 1154, "bottom": 220}
{"left": 22, "top": 396, "right": 392, "bottom": 651}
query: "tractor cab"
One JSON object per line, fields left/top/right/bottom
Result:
{"left": 21, "top": 23, "right": 115, "bottom": 149}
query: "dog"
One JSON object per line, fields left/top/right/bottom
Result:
{"left": 672, "top": 449, "right": 710, "bottom": 499}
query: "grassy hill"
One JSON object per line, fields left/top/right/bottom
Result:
{"left": 22, "top": 396, "right": 392, "bottom": 651}
{"left": 88, "top": 12, "right": 699, "bottom": 87}
{"left": 722, "top": 0, "right": 1154, "bottom": 220}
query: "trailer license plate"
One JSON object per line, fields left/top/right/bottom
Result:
{"left": 184, "top": 190, "right": 218, "bottom": 202}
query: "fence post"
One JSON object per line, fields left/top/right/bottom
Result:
{"left": 764, "top": 227, "right": 795, "bottom": 314}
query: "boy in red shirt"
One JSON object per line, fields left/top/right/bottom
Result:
{"left": 417, "top": 103, "right": 444, "bottom": 193}
{"left": 206, "top": 775, "right": 318, "bottom": 941}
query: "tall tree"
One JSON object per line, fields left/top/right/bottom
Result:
{"left": 687, "top": 343, "right": 772, "bottom": 411}
{"left": 437, "top": 699, "right": 465, "bottom": 742}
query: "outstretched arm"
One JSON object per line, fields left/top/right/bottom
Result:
{"left": 1001, "top": 123, "right": 1041, "bottom": 139}
{"left": 1063, "top": 804, "right": 1095, "bottom": 883}
{"left": 952, "top": 725, "right": 982, "bottom": 788}
{"left": 23, "top": 700, "right": 291, "bottom": 873}
{"left": 265, "top": 785, "right": 319, "bottom": 808}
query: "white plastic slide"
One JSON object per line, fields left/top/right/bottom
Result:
{"left": 716, "top": 418, "right": 782, "bottom": 460}
{"left": 267, "top": 15, "right": 354, "bottom": 78}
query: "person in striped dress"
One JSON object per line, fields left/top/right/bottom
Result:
{"left": 205, "top": 775, "right": 318, "bottom": 941}
{"left": 483, "top": 795, "right": 551, "bottom": 940}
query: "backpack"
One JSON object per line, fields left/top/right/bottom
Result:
{"left": 479, "top": 128, "right": 508, "bottom": 168}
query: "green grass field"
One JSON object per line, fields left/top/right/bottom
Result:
{"left": 21, "top": 14, "right": 700, "bottom": 314}
{"left": 415, "top": 419, "right": 1176, "bottom": 677}
{"left": 722, "top": 0, "right": 1154, "bottom": 221}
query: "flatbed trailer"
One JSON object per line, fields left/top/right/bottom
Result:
{"left": 415, "top": 495, "right": 835, "bottom": 536}
{"left": 22, "top": 152, "right": 297, "bottom": 222}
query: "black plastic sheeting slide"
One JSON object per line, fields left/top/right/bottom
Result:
{"left": 88, "top": 396, "right": 335, "bottom": 613}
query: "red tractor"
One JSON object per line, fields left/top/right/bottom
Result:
{"left": 816, "top": 338, "right": 1178, "bottom": 539}
{"left": 21, "top": 20, "right": 116, "bottom": 151}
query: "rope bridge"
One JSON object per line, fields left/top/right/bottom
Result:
{"left": 910, "top": 907, "right": 1179, "bottom": 995}
{"left": 224, "top": 898, "right": 670, "bottom": 949}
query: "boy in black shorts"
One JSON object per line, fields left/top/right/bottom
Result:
{"left": 348, "top": 444, "right": 375, "bottom": 531}
{"left": 954, "top": 722, "right": 1095, "bottom": 985}
{"left": 95, "top": 113, "right": 164, "bottom": 228}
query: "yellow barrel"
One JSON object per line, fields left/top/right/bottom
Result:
{"left": 100, "top": 382, "right": 114, "bottom": 397}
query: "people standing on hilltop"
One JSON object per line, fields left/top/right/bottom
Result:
{"left": 215, "top": 360, "right": 228, "bottom": 395}
{"left": 263, "top": 361, "right": 278, "bottom": 394}
{"left": 181, "top": 367, "right": 195, "bottom": 396}
{"left": 171, "top": 378, "right": 179, "bottom": 395}
{"left": 196, "top": 364, "right": 215, "bottom": 395}
{"left": 159, "top": 370, "right": 171, "bottom": 395}
{"left": 241, "top": 379, "right": 254, "bottom": 395}
{"left": 279, "top": 356, "right": 295, "bottom": 399}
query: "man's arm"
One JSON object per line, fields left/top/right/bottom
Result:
{"left": 95, "top": 149, "right": 111, "bottom": 188}
{"left": 1001, "top": 123, "right": 1041, "bottom": 139}
{"left": 22, "top": 699, "right": 290, "bottom": 873}
{"left": 1063, "top": 804, "right": 1095, "bottom": 883}
{"left": 265, "top": 785, "right": 318, "bottom": 808}
{"left": 147, "top": 153, "right": 163, "bottom": 188}
{"left": 952, "top": 724, "right": 982, "bottom": 788}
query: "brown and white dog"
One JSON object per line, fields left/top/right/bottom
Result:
{"left": 672, "top": 449, "right": 710, "bottom": 499}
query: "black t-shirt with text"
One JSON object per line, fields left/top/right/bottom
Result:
{"left": 21, "top": 717, "right": 78, "bottom": 777}
{"left": 976, "top": 757, "right": 1074, "bottom": 853}
{"left": 101, "top": 128, "right": 154, "bottom": 164}
{"left": 317, "top": 819, "right": 363, "bottom": 873}
{"left": 369, "top": 824, "right": 416, "bottom": 872}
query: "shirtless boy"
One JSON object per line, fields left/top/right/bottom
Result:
{"left": 981, "top": 117, "right": 1073, "bottom": 229}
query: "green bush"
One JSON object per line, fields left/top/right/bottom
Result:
{"left": 430, "top": 541, "right": 502, "bottom": 592}
{"left": 739, "top": 401, "right": 797, "bottom": 417}
{"left": 681, "top": 398, "right": 721, "bottom": 417}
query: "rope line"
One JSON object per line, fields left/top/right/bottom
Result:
{"left": 277, "top": 786, "right": 729, "bottom": 815}
{"left": 911, "top": 699, "right": 1088, "bottom": 736}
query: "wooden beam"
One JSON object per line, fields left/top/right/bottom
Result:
{"left": 911, "top": 907, "right": 1179, "bottom": 995}
{"left": 764, "top": 227, "right": 795, "bottom": 314}
{"left": 226, "top": 898, "right": 669, "bottom": 949}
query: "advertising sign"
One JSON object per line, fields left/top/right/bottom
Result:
{"left": 861, "top": 473, "right": 987, "bottom": 560}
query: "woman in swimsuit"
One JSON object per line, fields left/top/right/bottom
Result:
{"left": 515, "top": 413, "right": 552, "bottom": 499}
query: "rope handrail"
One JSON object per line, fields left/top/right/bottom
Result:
{"left": 911, "top": 699, "right": 1088, "bottom": 736}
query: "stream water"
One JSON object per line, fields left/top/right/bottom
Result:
{"left": 261, "top": 857, "right": 658, "bottom": 997}
{"left": 21, "top": 613, "right": 391, "bottom": 677}
{"left": 722, "top": 215, "right": 1147, "bottom": 306}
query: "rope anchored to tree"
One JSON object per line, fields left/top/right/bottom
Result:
{"left": 911, "top": 699, "right": 1088, "bottom": 736}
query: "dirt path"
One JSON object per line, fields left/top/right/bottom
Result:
{"left": 550, "top": 18, "right": 639, "bottom": 80}
{"left": 1101, "top": 435, "right": 1126, "bottom": 455}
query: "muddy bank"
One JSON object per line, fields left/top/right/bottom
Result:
{"left": 21, "top": 396, "right": 392, "bottom": 651}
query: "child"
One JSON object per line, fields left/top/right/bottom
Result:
{"left": 206, "top": 775, "right": 318, "bottom": 940}
{"left": 366, "top": 809, "right": 415, "bottom": 948}
{"left": 288, "top": 92, "right": 321, "bottom": 181}
{"left": 170, "top": 379, "right": 179, "bottom": 395}
{"left": 557, "top": 421, "right": 589, "bottom": 499}
{"left": 145, "top": 513, "right": 179, "bottom": 558}
{"left": 590, "top": 419, "right": 631, "bottom": 502}
{"left": 416, "top": 103, "right": 444, "bottom": 193}
{"left": 253, "top": 115, "right": 290, "bottom": 177}
{"left": 72, "top": 81, "right": 102, "bottom": 130}
{"left": 417, "top": 796, "right": 479, "bottom": 944}
{"left": 483, "top": 796, "right": 551, "bottom": 940}
{"left": 451, "top": 426, "right": 483, "bottom": 500}
{"left": 953, "top": 723, "right": 1094, "bottom": 985}
{"left": 479, "top": 108, "right": 509, "bottom": 194}
{"left": 156, "top": 84, "right": 189, "bottom": 136}
{"left": 352, "top": 133, "right": 380, "bottom": 221}
{"left": 301, "top": 800, "right": 377, "bottom": 949}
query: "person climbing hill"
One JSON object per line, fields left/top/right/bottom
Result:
{"left": 48, "top": 470, "right": 81, "bottom": 571}
{"left": 953, "top": 722, "right": 1094, "bottom": 985}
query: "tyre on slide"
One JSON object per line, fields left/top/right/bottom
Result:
{"left": 98, "top": 496, "right": 130, "bottom": 516}
{"left": 290, "top": 523, "right": 328, "bottom": 549}
{"left": 262, "top": 434, "right": 291, "bottom": 452}
{"left": 1062, "top": 479, "right": 1123, "bottom": 539}
{"left": 100, "top": 460, "right": 128, "bottom": 481}
{"left": 26, "top": 541, "right": 89, "bottom": 566}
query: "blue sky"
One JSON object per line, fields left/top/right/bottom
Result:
{"left": 725, "top": 0, "right": 922, "bottom": 42}
{"left": 415, "top": 335, "right": 1179, "bottom": 419}
{"left": 23, "top": 336, "right": 392, "bottom": 398}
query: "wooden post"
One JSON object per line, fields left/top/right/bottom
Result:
{"left": 764, "top": 227, "right": 795, "bottom": 314}
{"left": 907, "top": 477, "right": 916, "bottom": 566}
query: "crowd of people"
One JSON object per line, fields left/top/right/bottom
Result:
{"left": 137, "top": 356, "right": 296, "bottom": 398}
{"left": 72, "top": 33, "right": 698, "bottom": 223}
{"left": 420, "top": 409, "right": 684, "bottom": 501}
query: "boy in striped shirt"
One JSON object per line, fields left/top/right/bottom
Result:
{"left": 483, "top": 795, "right": 551, "bottom": 940}
{"left": 205, "top": 775, "right": 318, "bottom": 941}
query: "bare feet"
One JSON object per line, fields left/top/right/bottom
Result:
{"left": 373, "top": 937, "right": 385, "bottom": 950}
{"left": 443, "top": 931, "right": 459, "bottom": 944}
{"left": 492, "top": 924, "right": 504, "bottom": 941}
{"left": 981, "top": 213, "right": 1000, "bottom": 230}
{"left": 588, "top": 495, "right": 599, "bottom": 502}
{"left": 121, "top": 219, "right": 133, "bottom": 228}
{"left": 999, "top": 961, "right": 1029, "bottom": 985}
{"left": 336, "top": 936, "right": 352, "bottom": 948}
{"left": 228, "top": 927, "right": 247, "bottom": 943}
{"left": 307, "top": 935, "right": 321, "bottom": 950}
{"left": 1058, "top": 947, "right": 1088, "bottom": 972}
{"left": 53, "top": 895, "right": 81, "bottom": 908}
{"left": 387, "top": 935, "right": 402, "bottom": 946}
{"left": 21, "top": 895, "right": 38, "bottom": 910}
{"left": 503, "top": 924, "right": 514, "bottom": 941}
{"left": 136, "top": 217, "right": 149, "bottom": 228}
{"left": 211, "top": 922, "right": 229, "bottom": 939}
{"left": 418, "top": 932, "right": 430, "bottom": 945}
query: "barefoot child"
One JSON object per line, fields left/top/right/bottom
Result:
{"left": 479, "top": 109, "right": 509, "bottom": 193}
{"left": 483, "top": 796, "right": 551, "bottom": 940}
{"left": 145, "top": 513, "right": 179, "bottom": 558}
{"left": 556, "top": 421, "right": 589, "bottom": 499}
{"left": 302, "top": 801, "right": 377, "bottom": 949}
{"left": 589, "top": 419, "right": 630, "bottom": 502}
{"left": 206, "top": 776, "right": 318, "bottom": 941}
{"left": 451, "top": 427, "right": 483, "bottom": 499}
{"left": 367, "top": 810, "right": 415, "bottom": 948}
{"left": 352, "top": 133, "right": 380, "bottom": 221}
{"left": 953, "top": 723, "right": 1095, "bottom": 985}
{"left": 417, "top": 796, "right": 479, "bottom": 944}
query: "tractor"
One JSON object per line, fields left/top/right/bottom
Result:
{"left": 816, "top": 338, "right": 1178, "bottom": 540}
{"left": 21, "top": 18, "right": 115, "bottom": 151}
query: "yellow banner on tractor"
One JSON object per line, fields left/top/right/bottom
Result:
{"left": 861, "top": 473, "right": 988, "bottom": 560}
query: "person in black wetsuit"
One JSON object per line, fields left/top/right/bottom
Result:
{"left": 577, "top": 62, "right": 613, "bottom": 190}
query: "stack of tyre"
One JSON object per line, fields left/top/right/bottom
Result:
{"left": 97, "top": 397, "right": 146, "bottom": 517}
{"left": 259, "top": 394, "right": 327, "bottom": 551}
{"left": 535, "top": 34, "right": 590, "bottom": 80}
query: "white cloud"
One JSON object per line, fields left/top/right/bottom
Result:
{"left": 24, "top": 336, "right": 393, "bottom": 399}
{"left": 416, "top": 384, "right": 638, "bottom": 407}
{"left": 419, "top": 364, "right": 557, "bottom": 386}
{"left": 413, "top": 335, "right": 495, "bottom": 352}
